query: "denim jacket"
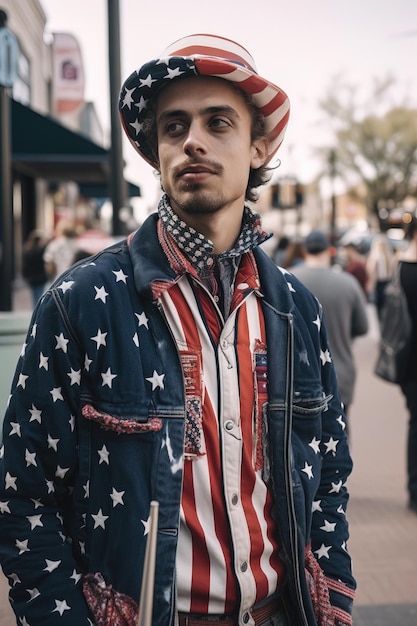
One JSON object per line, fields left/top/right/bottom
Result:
{"left": 0, "top": 214, "right": 355, "bottom": 625}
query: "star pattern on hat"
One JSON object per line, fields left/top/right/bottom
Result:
{"left": 119, "top": 57, "right": 199, "bottom": 165}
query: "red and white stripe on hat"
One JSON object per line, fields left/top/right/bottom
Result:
{"left": 162, "top": 33, "right": 258, "bottom": 72}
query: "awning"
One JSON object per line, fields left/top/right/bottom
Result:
{"left": 11, "top": 100, "right": 141, "bottom": 197}
{"left": 78, "top": 180, "right": 141, "bottom": 199}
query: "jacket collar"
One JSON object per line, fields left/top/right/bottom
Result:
{"left": 128, "top": 212, "right": 295, "bottom": 315}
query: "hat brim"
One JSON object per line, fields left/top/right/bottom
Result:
{"left": 119, "top": 55, "right": 290, "bottom": 168}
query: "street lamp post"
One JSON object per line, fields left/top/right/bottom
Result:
{"left": 0, "top": 10, "right": 19, "bottom": 311}
{"left": 107, "top": 0, "right": 126, "bottom": 236}
{"left": 0, "top": 82, "right": 12, "bottom": 311}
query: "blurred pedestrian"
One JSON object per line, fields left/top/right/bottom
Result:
{"left": 71, "top": 248, "right": 93, "bottom": 264}
{"left": 292, "top": 230, "right": 369, "bottom": 433}
{"left": 366, "top": 233, "right": 395, "bottom": 322}
{"left": 21, "top": 229, "right": 49, "bottom": 307}
{"left": 282, "top": 237, "right": 306, "bottom": 269}
{"left": 43, "top": 219, "right": 79, "bottom": 280}
{"left": 396, "top": 216, "right": 417, "bottom": 514}
{"left": 343, "top": 242, "right": 369, "bottom": 297}
{"left": 272, "top": 234, "right": 290, "bottom": 266}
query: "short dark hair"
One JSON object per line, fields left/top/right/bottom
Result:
{"left": 239, "top": 88, "right": 274, "bottom": 202}
{"left": 143, "top": 80, "right": 274, "bottom": 203}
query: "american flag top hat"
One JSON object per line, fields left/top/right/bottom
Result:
{"left": 119, "top": 33, "right": 290, "bottom": 168}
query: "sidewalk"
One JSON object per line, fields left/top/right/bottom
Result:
{"left": 347, "top": 306, "right": 417, "bottom": 625}
{"left": 1, "top": 294, "right": 417, "bottom": 625}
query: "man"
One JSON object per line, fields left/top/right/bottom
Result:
{"left": 291, "top": 230, "right": 369, "bottom": 429}
{"left": 0, "top": 35, "right": 355, "bottom": 626}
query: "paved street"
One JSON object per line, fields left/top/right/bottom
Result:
{"left": 1, "top": 291, "right": 417, "bottom": 625}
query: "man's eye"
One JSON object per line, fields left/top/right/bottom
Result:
{"left": 210, "top": 118, "right": 229, "bottom": 129}
{"left": 166, "top": 121, "right": 185, "bottom": 133}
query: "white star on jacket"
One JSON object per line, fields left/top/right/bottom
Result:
{"left": 146, "top": 370, "right": 165, "bottom": 390}
{"left": 314, "top": 543, "right": 332, "bottom": 559}
{"left": 29, "top": 405, "right": 42, "bottom": 423}
{"left": 98, "top": 445, "right": 110, "bottom": 465}
{"left": 101, "top": 367, "right": 117, "bottom": 388}
{"left": 27, "top": 514, "right": 43, "bottom": 530}
{"left": 320, "top": 349, "right": 332, "bottom": 365}
{"left": 113, "top": 269, "right": 128, "bottom": 283}
{"left": 91, "top": 329, "right": 108, "bottom": 349}
{"left": 59, "top": 280, "right": 74, "bottom": 294}
{"left": 9, "top": 422, "right": 21, "bottom": 437}
{"left": 309, "top": 436, "right": 321, "bottom": 454}
{"left": 55, "top": 333, "right": 69, "bottom": 353}
{"left": 53, "top": 599, "right": 71, "bottom": 615}
{"left": 136, "top": 311, "right": 149, "bottom": 328}
{"left": 110, "top": 488, "right": 125, "bottom": 507}
{"left": 94, "top": 285, "right": 109, "bottom": 303}
{"left": 91, "top": 509, "right": 109, "bottom": 529}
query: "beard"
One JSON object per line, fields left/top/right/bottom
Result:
{"left": 167, "top": 183, "right": 226, "bottom": 216}
{"left": 161, "top": 159, "right": 230, "bottom": 216}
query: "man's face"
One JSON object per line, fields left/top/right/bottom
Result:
{"left": 155, "top": 76, "right": 267, "bottom": 221}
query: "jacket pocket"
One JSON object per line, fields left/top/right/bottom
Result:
{"left": 82, "top": 403, "right": 163, "bottom": 434}
{"left": 292, "top": 393, "right": 332, "bottom": 418}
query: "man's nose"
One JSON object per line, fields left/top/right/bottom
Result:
{"left": 183, "top": 122, "right": 207, "bottom": 155}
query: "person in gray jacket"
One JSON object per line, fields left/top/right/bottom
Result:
{"left": 1, "top": 35, "right": 355, "bottom": 626}
{"left": 292, "top": 230, "right": 369, "bottom": 431}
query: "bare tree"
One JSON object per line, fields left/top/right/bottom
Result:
{"left": 318, "top": 75, "right": 417, "bottom": 217}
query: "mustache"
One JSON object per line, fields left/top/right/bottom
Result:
{"left": 173, "top": 159, "right": 223, "bottom": 178}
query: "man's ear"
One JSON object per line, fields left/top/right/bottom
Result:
{"left": 251, "top": 137, "right": 269, "bottom": 169}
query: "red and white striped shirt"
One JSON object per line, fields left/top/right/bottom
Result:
{"left": 159, "top": 252, "right": 286, "bottom": 616}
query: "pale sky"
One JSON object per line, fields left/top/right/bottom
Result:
{"left": 40, "top": 0, "right": 417, "bottom": 207}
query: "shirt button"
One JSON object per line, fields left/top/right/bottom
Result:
{"left": 224, "top": 420, "right": 234, "bottom": 431}
{"left": 240, "top": 561, "right": 248, "bottom": 572}
{"left": 231, "top": 493, "right": 238, "bottom": 505}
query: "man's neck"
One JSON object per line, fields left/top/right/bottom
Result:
{"left": 172, "top": 204, "right": 244, "bottom": 254}
{"left": 305, "top": 252, "right": 330, "bottom": 268}
{"left": 195, "top": 216, "right": 242, "bottom": 254}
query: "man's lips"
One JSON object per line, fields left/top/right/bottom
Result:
{"left": 177, "top": 164, "right": 218, "bottom": 180}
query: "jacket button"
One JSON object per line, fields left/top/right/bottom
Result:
{"left": 224, "top": 420, "right": 234, "bottom": 431}
{"left": 231, "top": 493, "right": 238, "bottom": 505}
{"left": 240, "top": 561, "right": 248, "bottom": 572}
{"left": 242, "top": 612, "right": 250, "bottom": 623}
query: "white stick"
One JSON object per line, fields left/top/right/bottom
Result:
{"left": 138, "top": 500, "right": 159, "bottom": 626}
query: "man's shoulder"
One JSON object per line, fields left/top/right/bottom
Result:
{"left": 294, "top": 264, "right": 359, "bottom": 285}
{"left": 289, "top": 265, "right": 333, "bottom": 291}
{"left": 291, "top": 265, "right": 329, "bottom": 278}
{"left": 50, "top": 239, "right": 131, "bottom": 291}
